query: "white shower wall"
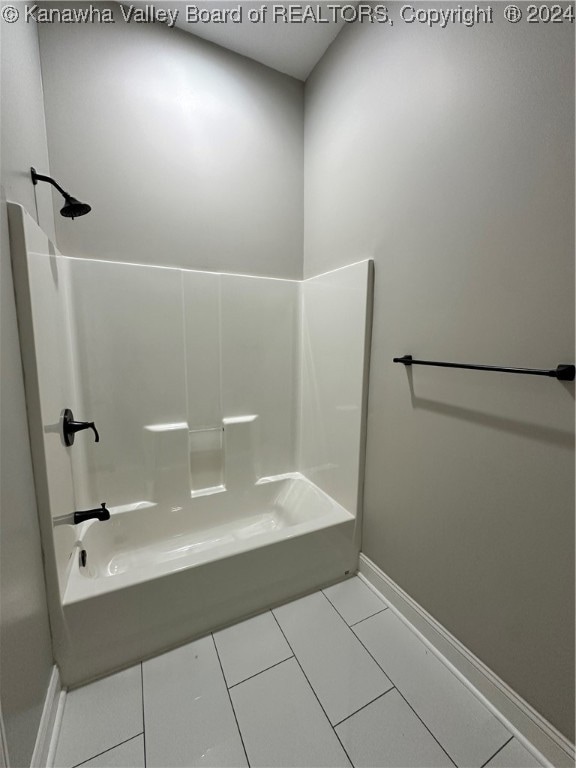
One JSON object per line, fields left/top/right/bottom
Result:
{"left": 69, "top": 261, "right": 300, "bottom": 510}
{"left": 299, "top": 262, "right": 373, "bottom": 515}
{"left": 69, "top": 261, "right": 187, "bottom": 509}
{"left": 69, "top": 258, "right": 373, "bottom": 520}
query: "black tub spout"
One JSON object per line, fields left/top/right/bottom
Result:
{"left": 73, "top": 503, "right": 110, "bottom": 525}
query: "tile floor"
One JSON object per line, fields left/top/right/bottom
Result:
{"left": 53, "top": 577, "right": 544, "bottom": 768}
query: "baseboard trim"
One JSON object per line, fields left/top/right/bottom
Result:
{"left": 358, "top": 554, "right": 575, "bottom": 768}
{"left": 30, "top": 666, "right": 65, "bottom": 768}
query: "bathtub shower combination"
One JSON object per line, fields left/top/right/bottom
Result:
{"left": 9, "top": 204, "right": 373, "bottom": 686}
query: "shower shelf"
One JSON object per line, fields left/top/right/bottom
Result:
{"left": 393, "top": 355, "right": 575, "bottom": 381}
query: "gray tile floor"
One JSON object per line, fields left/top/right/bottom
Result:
{"left": 53, "top": 577, "right": 543, "bottom": 768}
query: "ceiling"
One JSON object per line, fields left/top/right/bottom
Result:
{"left": 124, "top": 2, "right": 355, "bottom": 80}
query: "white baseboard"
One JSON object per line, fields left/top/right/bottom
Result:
{"left": 30, "top": 666, "right": 65, "bottom": 768}
{"left": 358, "top": 553, "right": 575, "bottom": 768}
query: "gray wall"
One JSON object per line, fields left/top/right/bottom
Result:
{"left": 0, "top": 12, "right": 55, "bottom": 767}
{"left": 38, "top": 3, "right": 304, "bottom": 279}
{"left": 304, "top": 8, "right": 575, "bottom": 740}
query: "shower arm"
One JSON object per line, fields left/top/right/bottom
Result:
{"left": 30, "top": 166, "right": 91, "bottom": 218}
{"left": 31, "top": 167, "right": 71, "bottom": 198}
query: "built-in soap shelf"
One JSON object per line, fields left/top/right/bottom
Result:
{"left": 189, "top": 425, "right": 225, "bottom": 496}
{"left": 144, "top": 414, "right": 259, "bottom": 503}
{"left": 190, "top": 484, "right": 225, "bottom": 500}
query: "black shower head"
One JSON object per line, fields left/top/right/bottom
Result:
{"left": 31, "top": 167, "right": 92, "bottom": 220}
{"left": 60, "top": 196, "right": 92, "bottom": 219}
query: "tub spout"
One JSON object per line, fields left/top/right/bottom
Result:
{"left": 73, "top": 502, "right": 110, "bottom": 525}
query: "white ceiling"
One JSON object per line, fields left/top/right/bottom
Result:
{"left": 124, "top": 2, "right": 355, "bottom": 80}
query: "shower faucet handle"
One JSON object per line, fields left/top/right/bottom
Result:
{"left": 62, "top": 408, "right": 100, "bottom": 446}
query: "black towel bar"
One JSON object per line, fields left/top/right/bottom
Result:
{"left": 393, "top": 355, "right": 575, "bottom": 381}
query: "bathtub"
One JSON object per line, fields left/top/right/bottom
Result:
{"left": 59, "top": 474, "right": 358, "bottom": 686}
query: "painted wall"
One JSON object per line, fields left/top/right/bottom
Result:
{"left": 0, "top": 14, "right": 54, "bottom": 767}
{"left": 304, "top": 10, "right": 575, "bottom": 740}
{"left": 37, "top": 2, "right": 304, "bottom": 279}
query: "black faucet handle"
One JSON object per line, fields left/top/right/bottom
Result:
{"left": 62, "top": 408, "right": 100, "bottom": 446}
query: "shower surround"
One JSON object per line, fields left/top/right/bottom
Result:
{"left": 8, "top": 203, "right": 372, "bottom": 686}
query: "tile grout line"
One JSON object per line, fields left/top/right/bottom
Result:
{"left": 321, "top": 588, "right": 388, "bottom": 629}
{"left": 320, "top": 591, "right": 459, "bottom": 768}
{"left": 320, "top": 590, "right": 387, "bottom": 632}
{"left": 352, "top": 625, "right": 460, "bottom": 767}
{"left": 349, "top": 608, "right": 387, "bottom": 627}
{"left": 71, "top": 733, "right": 144, "bottom": 768}
{"left": 227, "top": 656, "right": 295, "bottom": 690}
{"left": 480, "top": 736, "right": 515, "bottom": 768}
{"left": 270, "top": 611, "right": 355, "bottom": 768}
{"left": 211, "top": 634, "right": 251, "bottom": 768}
{"left": 332, "top": 687, "right": 396, "bottom": 728}
{"left": 140, "top": 663, "right": 147, "bottom": 768}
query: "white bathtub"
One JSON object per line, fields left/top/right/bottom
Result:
{"left": 59, "top": 474, "right": 358, "bottom": 686}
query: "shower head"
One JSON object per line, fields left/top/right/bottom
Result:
{"left": 31, "top": 167, "right": 92, "bottom": 220}
{"left": 60, "top": 196, "right": 92, "bottom": 219}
